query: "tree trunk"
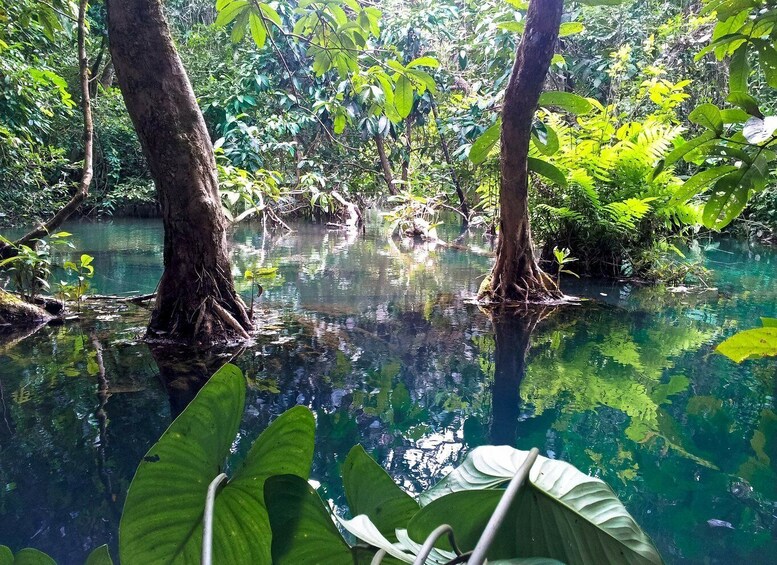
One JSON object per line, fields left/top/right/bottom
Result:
{"left": 401, "top": 115, "right": 412, "bottom": 184}
{"left": 1, "top": 0, "right": 94, "bottom": 255}
{"left": 106, "top": 0, "right": 252, "bottom": 344}
{"left": 99, "top": 59, "right": 115, "bottom": 89}
{"left": 89, "top": 35, "right": 107, "bottom": 97}
{"left": 431, "top": 99, "right": 469, "bottom": 223}
{"left": 487, "top": 0, "right": 563, "bottom": 303}
{"left": 374, "top": 134, "right": 397, "bottom": 195}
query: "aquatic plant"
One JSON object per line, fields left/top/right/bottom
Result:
{"left": 118, "top": 364, "right": 660, "bottom": 564}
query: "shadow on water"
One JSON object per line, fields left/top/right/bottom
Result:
{"left": 489, "top": 305, "right": 556, "bottom": 446}
{"left": 147, "top": 343, "right": 242, "bottom": 420}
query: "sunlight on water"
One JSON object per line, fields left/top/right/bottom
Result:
{"left": 0, "top": 218, "right": 775, "bottom": 564}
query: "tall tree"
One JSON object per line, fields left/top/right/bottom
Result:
{"left": 0, "top": 0, "right": 94, "bottom": 257}
{"left": 106, "top": 0, "right": 252, "bottom": 343}
{"left": 485, "top": 0, "right": 563, "bottom": 303}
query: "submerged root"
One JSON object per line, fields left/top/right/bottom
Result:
{"left": 480, "top": 256, "right": 564, "bottom": 305}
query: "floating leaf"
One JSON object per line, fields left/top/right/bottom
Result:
{"left": 85, "top": 545, "right": 114, "bottom": 565}
{"left": 0, "top": 547, "right": 56, "bottom": 565}
{"left": 717, "top": 327, "right": 777, "bottom": 363}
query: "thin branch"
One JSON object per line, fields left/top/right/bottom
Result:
{"left": 36, "top": 0, "right": 78, "bottom": 23}
{"left": 12, "top": 0, "right": 93, "bottom": 248}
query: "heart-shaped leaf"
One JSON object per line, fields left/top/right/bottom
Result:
{"left": 265, "top": 475, "right": 355, "bottom": 564}
{"left": 342, "top": 445, "right": 419, "bottom": 542}
{"left": 120, "top": 364, "right": 315, "bottom": 564}
{"left": 0, "top": 547, "right": 56, "bottom": 565}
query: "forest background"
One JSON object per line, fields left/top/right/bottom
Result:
{"left": 1, "top": 0, "right": 776, "bottom": 284}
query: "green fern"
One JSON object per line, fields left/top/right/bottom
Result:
{"left": 532, "top": 91, "right": 701, "bottom": 279}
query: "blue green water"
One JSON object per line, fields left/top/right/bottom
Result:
{"left": 0, "top": 218, "right": 775, "bottom": 564}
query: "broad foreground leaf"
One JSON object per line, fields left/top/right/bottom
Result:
{"left": 415, "top": 446, "right": 662, "bottom": 565}
{"left": 120, "top": 364, "right": 315, "bottom": 564}
{"left": 265, "top": 475, "right": 354, "bottom": 564}
{"left": 342, "top": 445, "right": 419, "bottom": 541}
{"left": 0, "top": 547, "right": 56, "bottom": 565}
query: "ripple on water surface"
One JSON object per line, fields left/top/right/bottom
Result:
{"left": 0, "top": 219, "right": 775, "bottom": 564}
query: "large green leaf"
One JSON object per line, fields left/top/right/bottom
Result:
{"left": 120, "top": 364, "right": 316, "bottom": 564}
{"left": 84, "top": 545, "right": 114, "bottom": 565}
{"left": 342, "top": 445, "right": 419, "bottom": 542}
{"left": 415, "top": 446, "right": 662, "bottom": 565}
{"left": 660, "top": 130, "right": 717, "bottom": 170}
{"left": 671, "top": 165, "right": 738, "bottom": 204}
{"left": 727, "top": 92, "right": 762, "bottom": 118}
{"left": 0, "top": 547, "right": 55, "bottom": 565}
{"left": 469, "top": 119, "right": 502, "bottom": 165}
{"left": 265, "top": 475, "right": 355, "bottom": 564}
{"left": 728, "top": 45, "right": 749, "bottom": 92}
{"left": 528, "top": 158, "right": 567, "bottom": 187}
{"left": 689, "top": 103, "right": 723, "bottom": 134}
{"left": 717, "top": 327, "right": 777, "bottom": 363}
{"left": 702, "top": 149, "right": 775, "bottom": 229}
{"left": 215, "top": 0, "right": 249, "bottom": 27}
{"left": 538, "top": 92, "right": 593, "bottom": 115}
{"left": 395, "top": 75, "right": 413, "bottom": 119}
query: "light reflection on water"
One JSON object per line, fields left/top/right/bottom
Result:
{"left": 0, "top": 218, "right": 775, "bottom": 564}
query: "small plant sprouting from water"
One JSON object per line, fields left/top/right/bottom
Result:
{"left": 243, "top": 266, "right": 277, "bottom": 317}
{"left": 553, "top": 246, "right": 579, "bottom": 290}
{"left": 59, "top": 254, "right": 95, "bottom": 311}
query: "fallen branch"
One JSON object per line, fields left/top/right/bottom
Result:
{"left": 85, "top": 293, "right": 156, "bottom": 303}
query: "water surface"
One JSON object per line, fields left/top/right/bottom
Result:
{"left": 0, "top": 218, "right": 775, "bottom": 564}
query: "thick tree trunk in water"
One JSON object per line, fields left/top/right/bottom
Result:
{"left": 374, "top": 134, "right": 397, "bottom": 195}
{"left": 488, "top": 0, "right": 563, "bottom": 303}
{"left": 106, "top": 0, "right": 252, "bottom": 344}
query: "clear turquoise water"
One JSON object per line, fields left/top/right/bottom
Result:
{"left": 0, "top": 218, "right": 775, "bottom": 564}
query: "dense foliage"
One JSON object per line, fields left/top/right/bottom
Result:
{"left": 1, "top": 0, "right": 775, "bottom": 275}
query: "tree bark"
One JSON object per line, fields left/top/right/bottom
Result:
{"left": 401, "top": 115, "right": 412, "bottom": 185}
{"left": 431, "top": 99, "right": 469, "bottom": 223}
{"left": 106, "top": 0, "right": 252, "bottom": 344}
{"left": 89, "top": 35, "right": 107, "bottom": 97}
{"left": 99, "top": 59, "right": 115, "bottom": 89}
{"left": 2, "top": 0, "right": 94, "bottom": 255}
{"left": 487, "top": 0, "right": 563, "bottom": 303}
{"left": 374, "top": 134, "right": 397, "bottom": 195}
